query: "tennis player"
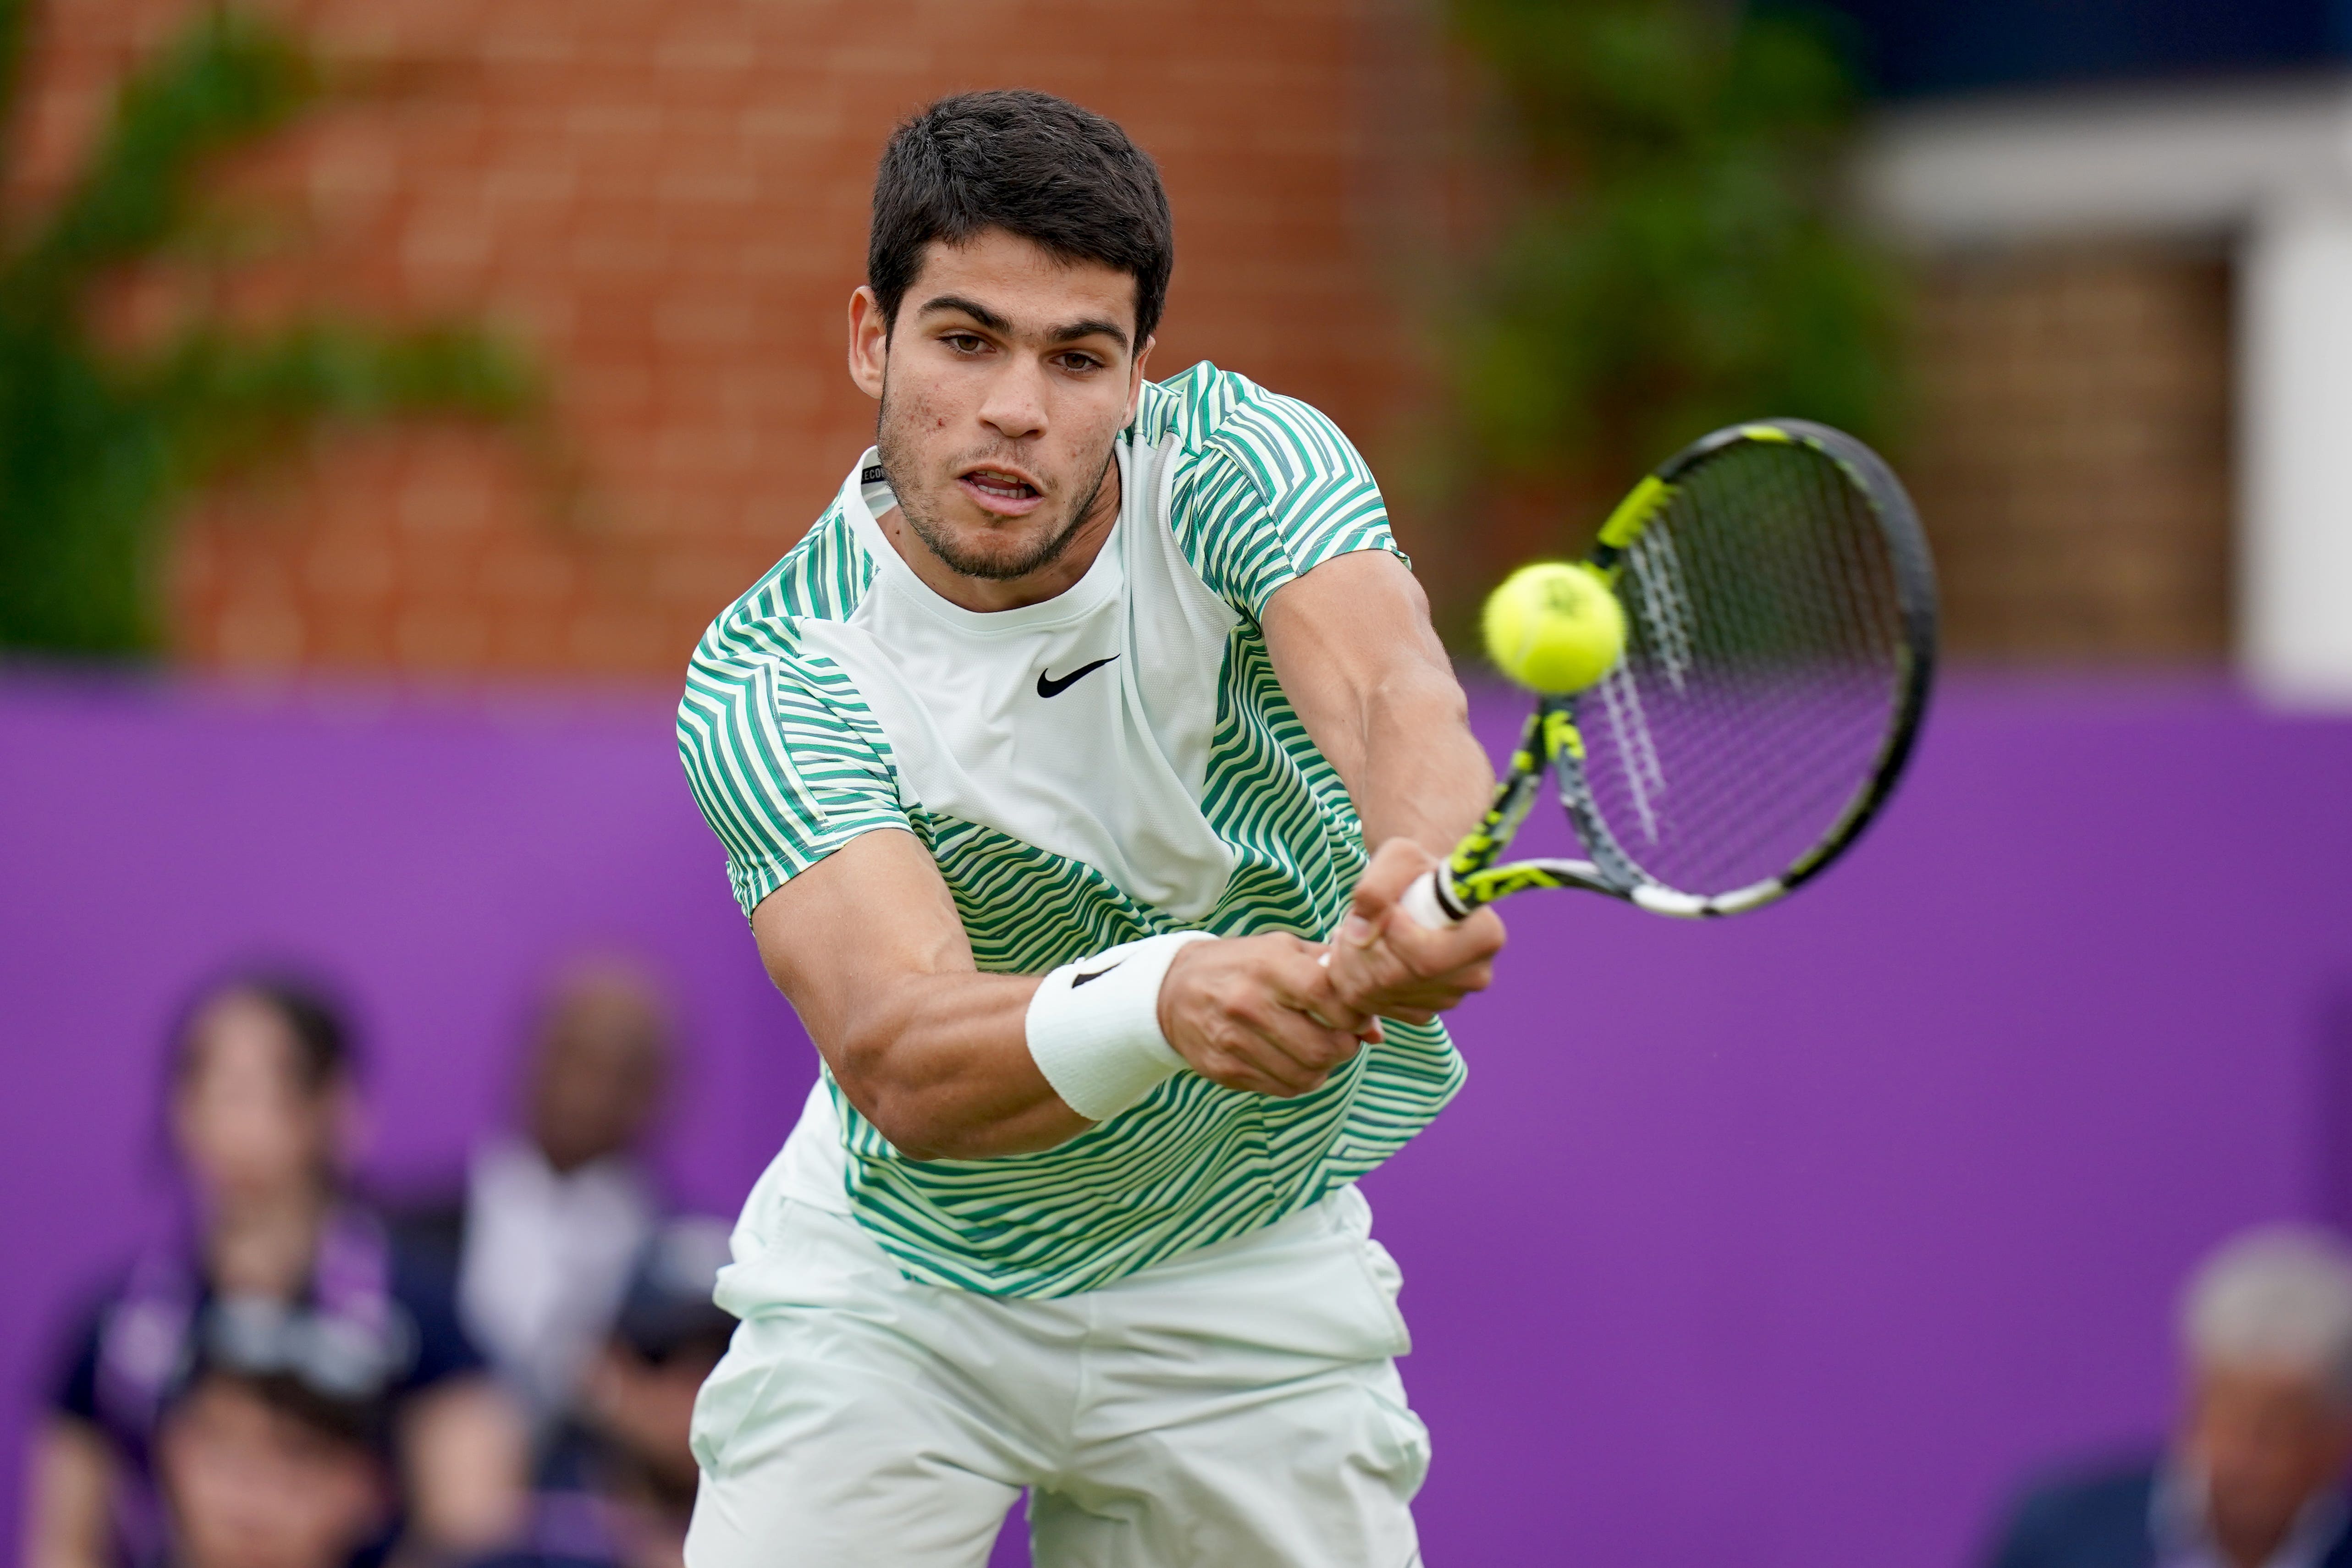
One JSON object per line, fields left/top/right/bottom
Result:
{"left": 675, "top": 89, "right": 1505, "bottom": 1567}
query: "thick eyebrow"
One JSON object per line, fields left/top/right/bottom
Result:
{"left": 1046, "top": 317, "right": 1129, "bottom": 351}
{"left": 917, "top": 294, "right": 1129, "bottom": 352}
{"left": 918, "top": 294, "right": 1012, "bottom": 334}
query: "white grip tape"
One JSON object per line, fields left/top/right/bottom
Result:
{"left": 1398, "top": 869, "right": 1460, "bottom": 930}
{"left": 1026, "top": 932, "right": 1217, "bottom": 1122}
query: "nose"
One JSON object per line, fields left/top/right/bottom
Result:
{"left": 975, "top": 355, "right": 1048, "bottom": 444}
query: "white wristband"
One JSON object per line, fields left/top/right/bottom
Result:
{"left": 1026, "top": 932, "right": 1216, "bottom": 1122}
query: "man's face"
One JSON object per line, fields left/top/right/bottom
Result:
{"left": 849, "top": 227, "right": 1153, "bottom": 584}
{"left": 2184, "top": 1360, "right": 2352, "bottom": 1547}
{"left": 528, "top": 973, "right": 667, "bottom": 1173}
{"left": 158, "top": 1379, "right": 385, "bottom": 1568}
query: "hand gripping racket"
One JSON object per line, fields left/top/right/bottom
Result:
{"left": 1402, "top": 419, "right": 1938, "bottom": 927}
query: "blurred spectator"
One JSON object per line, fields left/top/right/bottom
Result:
{"left": 408, "top": 961, "right": 670, "bottom": 1451}
{"left": 22, "top": 973, "right": 527, "bottom": 1568}
{"left": 152, "top": 1362, "right": 390, "bottom": 1568}
{"left": 1990, "top": 1225, "right": 2352, "bottom": 1568}
{"left": 507, "top": 1218, "right": 736, "bottom": 1568}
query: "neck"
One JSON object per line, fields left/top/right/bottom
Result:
{"left": 204, "top": 1183, "right": 327, "bottom": 1298}
{"left": 880, "top": 453, "right": 1122, "bottom": 613}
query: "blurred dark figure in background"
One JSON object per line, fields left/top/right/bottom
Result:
{"left": 1991, "top": 1225, "right": 2352, "bottom": 1568}
{"left": 152, "top": 1363, "right": 389, "bottom": 1568}
{"left": 509, "top": 1218, "right": 736, "bottom": 1568}
{"left": 22, "top": 974, "right": 528, "bottom": 1568}
{"left": 434, "top": 961, "right": 671, "bottom": 1453}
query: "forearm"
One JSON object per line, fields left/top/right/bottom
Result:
{"left": 1261, "top": 550, "right": 1507, "bottom": 1021}
{"left": 760, "top": 837, "right": 1366, "bottom": 1161}
{"left": 1347, "top": 663, "right": 1492, "bottom": 857}
{"left": 820, "top": 969, "right": 1092, "bottom": 1161}
{"left": 803, "top": 938, "right": 1366, "bottom": 1158}
{"left": 1261, "top": 551, "right": 1493, "bottom": 862}
{"left": 759, "top": 835, "right": 1095, "bottom": 1161}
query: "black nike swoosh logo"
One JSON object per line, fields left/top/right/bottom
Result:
{"left": 1071, "top": 960, "right": 1123, "bottom": 988}
{"left": 1036, "top": 655, "right": 1119, "bottom": 699}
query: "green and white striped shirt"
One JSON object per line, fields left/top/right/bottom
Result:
{"left": 677, "top": 361, "right": 1464, "bottom": 1298}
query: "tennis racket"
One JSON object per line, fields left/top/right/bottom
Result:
{"left": 1402, "top": 418, "right": 1937, "bottom": 927}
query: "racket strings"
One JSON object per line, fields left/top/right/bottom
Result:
{"left": 1602, "top": 484, "right": 1844, "bottom": 856}
{"left": 1657, "top": 457, "right": 1900, "bottom": 876}
{"left": 1658, "top": 452, "right": 1899, "bottom": 877}
{"left": 1581, "top": 439, "right": 1908, "bottom": 896}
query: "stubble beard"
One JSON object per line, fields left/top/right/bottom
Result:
{"left": 876, "top": 380, "right": 1116, "bottom": 583}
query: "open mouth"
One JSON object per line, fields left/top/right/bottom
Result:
{"left": 957, "top": 467, "right": 1044, "bottom": 513}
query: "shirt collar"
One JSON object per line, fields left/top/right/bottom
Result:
{"left": 834, "top": 444, "right": 1134, "bottom": 636}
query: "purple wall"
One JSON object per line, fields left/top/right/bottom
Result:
{"left": 4, "top": 670, "right": 2350, "bottom": 1567}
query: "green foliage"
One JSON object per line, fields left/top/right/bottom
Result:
{"left": 0, "top": 2, "right": 536, "bottom": 657}
{"left": 1447, "top": 0, "right": 1900, "bottom": 505}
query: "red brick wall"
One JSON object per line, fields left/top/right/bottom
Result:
{"left": 1902, "top": 241, "right": 2233, "bottom": 661}
{"left": 17, "top": 0, "right": 1430, "bottom": 678}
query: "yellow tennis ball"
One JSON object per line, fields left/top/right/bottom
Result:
{"left": 1481, "top": 561, "right": 1626, "bottom": 694}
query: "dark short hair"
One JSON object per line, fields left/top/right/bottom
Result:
{"left": 869, "top": 90, "right": 1174, "bottom": 347}
{"left": 171, "top": 969, "right": 357, "bottom": 1096}
{"left": 172, "top": 1365, "right": 386, "bottom": 1456}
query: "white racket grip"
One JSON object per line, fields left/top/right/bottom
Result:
{"left": 1399, "top": 869, "right": 1462, "bottom": 930}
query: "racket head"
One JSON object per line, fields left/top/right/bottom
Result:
{"left": 1566, "top": 418, "right": 1937, "bottom": 915}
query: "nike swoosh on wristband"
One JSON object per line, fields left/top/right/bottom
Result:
{"left": 1070, "top": 961, "right": 1123, "bottom": 987}
{"left": 1036, "top": 655, "right": 1119, "bottom": 699}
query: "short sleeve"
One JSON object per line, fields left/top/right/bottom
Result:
{"left": 1178, "top": 385, "right": 1407, "bottom": 621}
{"left": 677, "top": 644, "right": 912, "bottom": 919}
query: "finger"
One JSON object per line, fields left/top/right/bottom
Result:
{"left": 1332, "top": 912, "right": 1441, "bottom": 995}
{"left": 1217, "top": 1043, "right": 1327, "bottom": 1098}
{"left": 1270, "top": 951, "right": 1377, "bottom": 1035}
{"left": 1341, "top": 839, "right": 1438, "bottom": 947}
{"left": 1361, "top": 961, "right": 1495, "bottom": 1012}
{"left": 1371, "top": 835, "right": 1439, "bottom": 893}
{"left": 1180, "top": 1014, "right": 1316, "bottom": 1095}
{"left": 1198, "top": 1007, "right": 1336, "bottom": 1095}
{"left": 1374, "top": 902, "right": 1505, "bottom": 975}
{"left": 1322, "top": 935, "right": 1412, "bottom": 1018}
{"left": 1200, "top": 1057, "right": 1314, "bottom": 1098}
{"left": 1327, "top": 909, "right": 1502, "bottom": 1021}
{"left": 1245, "top": 1001, "right": 1364, "bottom": 1084}
{"left": 1303, "top": 966, "right": 1385, "bottom": 1041}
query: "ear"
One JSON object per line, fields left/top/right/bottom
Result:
{"left": 1125, "top": 334, "right": 1157, "bottom": 422}
{"left": 848, "top": 286, "right": 890, "bottom": 401}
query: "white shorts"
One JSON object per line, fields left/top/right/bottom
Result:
{"left": 682, "top": 1185, "right": 1429, "bottom": 1568}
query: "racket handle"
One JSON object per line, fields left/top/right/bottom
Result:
{"left": 1399, "top": 869, "right": 1463, "bottom": 930}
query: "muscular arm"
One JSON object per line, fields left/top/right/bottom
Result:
{"left": 745, "top": 551, "right": 1495, "bottom": 1159}
{"left": 752, "top": 831, "right": 1374, "bottom": 1161}
{"left": 1261, "top": 550, "right": 1507, "bottom": 1020}
{"left": 1262, "top": 550, "right": 1492, "bottom": 854}
{"left": 753, "top": 832, "right": 1081, "bottom": 1161}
